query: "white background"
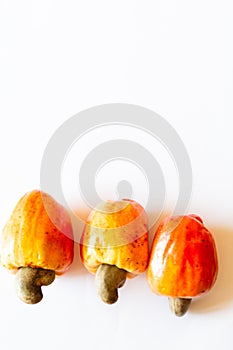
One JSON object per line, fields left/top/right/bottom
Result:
{"left": 0, "top": 1, "right": 233, "bottom": 349}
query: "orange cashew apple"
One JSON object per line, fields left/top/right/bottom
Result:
{"left": 147, "top": 214, "right": 218, "bottom": 316}
{"left": 80, "top": 199, "right": 149, "bottom": 304}
{"left": 0, "top": 190, "right": 74, "bottom": 304}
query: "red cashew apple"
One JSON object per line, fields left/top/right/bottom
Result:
{"left": 147, "top": 214, "right": 218, "bottom": 316}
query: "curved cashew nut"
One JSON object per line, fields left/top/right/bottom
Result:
{"left": 95, "top": 264, "right": 127, "bottom": 304}
{"left": 15, "top": 267, "right": 55, "bottom": 304}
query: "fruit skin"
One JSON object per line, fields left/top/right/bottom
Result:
{"left": 0, "top": 190, "right": 74, "bottom": 274}
{"left": 147, "top": 214, "right": 218, "bottom": 298}
{"left": 80, "top": 199, "right": 149, "bottom": 277}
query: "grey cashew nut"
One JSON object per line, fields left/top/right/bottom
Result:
{"left": 168, "top": 297, "right": 192, "bottom": 317}
{"left": 15, "top": 266, "right": 55, "bottom": 304}
{"left": 95, "top": 264, "right": 127, "bottom": 304}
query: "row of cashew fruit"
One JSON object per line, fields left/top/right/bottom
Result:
{"left": 0, "top": 190, "right": 218, "bottom": 316}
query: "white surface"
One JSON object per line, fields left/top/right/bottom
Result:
{"left": 0, "top": 1, "right": 233, "bottom": 350}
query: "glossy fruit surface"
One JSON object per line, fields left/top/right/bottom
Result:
{"left": 147, "top": 214, "right": 218, "bottom": 298}
{"left": 0, "top": 190, "right": 74, "bottom": 274}
{"left": 80, "top": 199, "right": 149, "bottom": 277}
